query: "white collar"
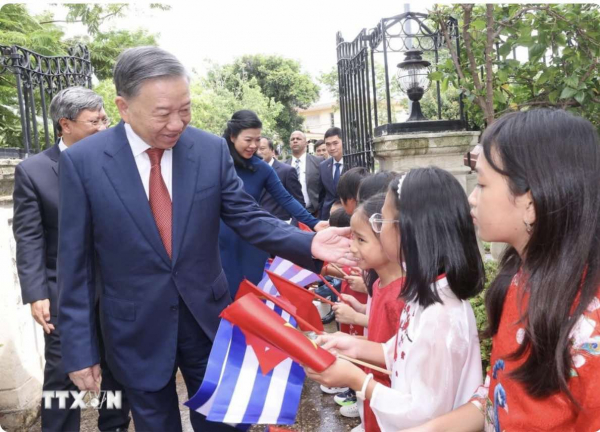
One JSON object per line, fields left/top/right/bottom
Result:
{"left": 124, "top": 123, "right": 152, "bottom": 157}
{"left": 293, "top": 152, "right": 307, "bottom": 163}
{"left": 58, "top": 138, "right": 68, "bottom": 152}
{"left": 268, "top": 158, "right": 275, "bottom": 167}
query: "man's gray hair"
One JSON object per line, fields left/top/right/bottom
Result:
{"left": 113, "top": 46, "right": 189, "bottom": 98}
{"left": 49, "top": 87, "right": 104, "bottom": 134}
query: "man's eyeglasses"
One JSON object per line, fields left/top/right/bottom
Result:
{"left": 369, "top": 213, "right": 398, "bottom": 234}
{"left": 68, "top": 117, "right": 111, "bottom": 127}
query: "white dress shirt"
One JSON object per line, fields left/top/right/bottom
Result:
{"left": 292, "top": 152, "right": 309, "bottom": 206}
{"left": 58, "top": 138, "right": 67, "bottom": 152}
{"left": 124, "top": 123, "right": 173, "bottom": 200}
{"left": 268, "top": 158, "right": 275, "bottom": 167}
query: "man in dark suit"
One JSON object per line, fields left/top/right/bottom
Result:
{"left": 258, "top": 136, "right": 305, "bottom": 220}
{"left": 319, "top": 127, "right": 345, "bottom": 220}
{"left": 57, "top": 47, "right": 355, "bottom": 432}
{"left": 13, "top": 87, "right": 130, "bottom": 432}
{"left": 285, "top": 131, "right": 323, "bottom": 216}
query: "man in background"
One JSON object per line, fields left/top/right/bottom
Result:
{"left": 314, "top": 139, "right": 327, "bottom": 158}
{"left": 12, "top": 87, "right": 130, "bottom": 432}
{"left": 286, "top": 131, "right": 323, "bottom": 216}
{"left": 258, "top": 136, "right": 305, "bottom": 221}
{"left": 319, "top": 127, "right": 345, "bottom": 220}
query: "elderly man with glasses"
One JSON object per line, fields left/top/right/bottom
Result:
{"left": 12, "top": 86, "right": 130, "bottom": 432}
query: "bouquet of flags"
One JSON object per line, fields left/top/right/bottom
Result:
{"left": 185, "top": 257, "right": 335, "bottom": 429}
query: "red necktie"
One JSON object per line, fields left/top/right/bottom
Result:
{"left": 146, "top": 148, "right": 172, "bottom": 259}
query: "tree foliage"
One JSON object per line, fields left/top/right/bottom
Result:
{"left": 429, "top": 4, "right": 600, "bottom": 129}
{"left": 0, "top": 4, "right": 163, "bottom": 148}
{"left": 207, "top": 55, "right": 320, "bottom": 141}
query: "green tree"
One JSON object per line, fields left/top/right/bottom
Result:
{"left": 429, "top": 4, "right": 600, "bottom": 129}
{"left": 207, "top": 55, "right": 320, "bottom": 141}
{"left": 0, "top": 3, "right": 166, "bottom": 148}
{"left": 190, "top": 68, "right": 283, "bottom": 138}
{"left": 70, "top": 29, "right": 159, "bottom": 80}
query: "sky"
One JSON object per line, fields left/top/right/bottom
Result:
{"left": 27, "top": 1, "right": 432, "bottom": 102}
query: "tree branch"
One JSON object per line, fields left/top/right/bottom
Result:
{"left": 492, "top": 6, "right": 535, "bottom": 40}
{"left": 484, "top": 5, "right": 496, "bottom": 125}
{"left": 460, "top": 5, "right": 489, "bottom": 121}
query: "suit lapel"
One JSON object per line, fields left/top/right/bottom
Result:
{"left": 171, "top": 131, "right": 198, "bottom": 265}
{"left": 323, "top": 158, "right": 334, "bottom": 191}
{"left": 102, "top": 123, "right": 171, "bottom": 267}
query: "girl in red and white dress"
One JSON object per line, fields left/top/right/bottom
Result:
{"left": 410, "top": 109, "right": 600, "bottom": 432}
{"left": 305, "top": 167, "right": 485, "bottom": 431}
{"left": 332, "top": 193, "right": 405, "bottom": 431}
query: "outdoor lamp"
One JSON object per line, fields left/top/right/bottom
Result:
{"left": 397, "top": 49, "right": 431, "bottom": 121}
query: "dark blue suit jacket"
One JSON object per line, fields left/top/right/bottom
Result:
{"left": 319, "top": 158, "right": 343, "bottom": 220}
{"left": 13, "top": 144, "right": 61, "bottom": 316}
{"left": 259, "top": 159, "right": 305, "bottom": 220}
{"left": 57, "top": 122, "right": 318, "bottom": 391}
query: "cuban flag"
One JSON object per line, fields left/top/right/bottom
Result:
{"left": 185, "top": 258, "right": 318, "bottom": 427}
{"left": 259, "top": 257, "right": 321, "bottom": 295}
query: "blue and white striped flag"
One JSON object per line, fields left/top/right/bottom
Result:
{"left": 259, "top": 257, "right": 321, "bottom": 295}
{"left": 185, "top": 304, "right": 305, "bottom": 427}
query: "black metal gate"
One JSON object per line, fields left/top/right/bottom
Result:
{"left": 0, "top": 44, "right": 93, "bottom": 158}
{"left": 336, "top": 12, "right": 464, "bottom": 171}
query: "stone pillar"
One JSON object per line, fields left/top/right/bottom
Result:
{"left": 0, "top": 159, "right": 44, "bottom": 431}
{"left": 373, "top": 130, "right": 480, "bottom": 181}
{"left": 373, "top": 130, "right": 489, "bottom": 258}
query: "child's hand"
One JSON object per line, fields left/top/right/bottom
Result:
{"left": 339, "top": 294, "right": 367, "bottom": 313}
{"left": 345, "top": 275, "right": 368, "bottom": 293}
{"left": 333, "top": 303, "right": 358, "bottom": 324}
{"left": 304, "top": 358, "right": 364, "bottom": 390}
{"left": 314, "top": 332, "right": 358, "bottom": 358}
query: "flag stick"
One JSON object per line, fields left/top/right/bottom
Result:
{"left": 311, "top": 289, "right": 336, "bottom": 306}
{"left": 318, "top": 275, "right": 349, "bottom": 305}
{"left": 329, "top": 263, "right": 349, "bottom": 277}
{"left": 337, "top": 354, "right": 392, "bottom": 376}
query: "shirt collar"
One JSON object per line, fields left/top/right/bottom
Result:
{"left": 58, "top": 138, "right": 67, "bottom": 152}
{"left": 268, "top": 158, "right": 275, "bottom": 167}
{"left": 295, "top": 152, "right": 307, "bottom": 163}
{"left": 124, "top": 123, "right": 152, "bottom": 157}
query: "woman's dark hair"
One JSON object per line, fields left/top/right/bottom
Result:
{"left": 223, "top": 110, "right": 262, "bottom": 171}
{"left": 480, "top": 109, "right": 600, "bottom": 403}
{"left": 329, "top": 207, "right": 351, "bottom": 228}
{"left": 358, "top": 170, "right": 399, "bottom": 203}
{"left": 389, "top": 167, "right": 484, "bottom": 307}
{"left": 354, "top": 193, "right": 387, "bottom": 296}
{"left": 337, "top": 167, "right": 370, "bottom": 202}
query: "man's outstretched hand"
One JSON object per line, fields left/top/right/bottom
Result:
{"left": 69, "top": 364, "right": 101, "bottom": 392}
{"left": 311, "top": 227, "right": 358, "bottom": 267}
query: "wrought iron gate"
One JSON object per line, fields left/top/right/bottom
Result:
{"left": 0, "top": 44, "right": 93, "bottom": 158}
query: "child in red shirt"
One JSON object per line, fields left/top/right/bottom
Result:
{"left": 412, "top": 110, "right": 600, "bottom": 431}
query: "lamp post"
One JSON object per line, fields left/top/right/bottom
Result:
{"left": 397, "top": 49, "right": 431, "bottom": 121}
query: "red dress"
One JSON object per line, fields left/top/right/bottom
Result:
{"left": 470, "top": 271, "right": 600, "bottom": 431}
{"left": 364, "top": 277, "right": 405, "bottom": 432}
{"left": 339, "top": 279, "right": 368, "bottom": 336}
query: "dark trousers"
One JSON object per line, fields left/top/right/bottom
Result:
{"left": 123, "top": 297, "right": 237, "bottom": 432}
{"left": 42, "top": 315, "right": 131, "bottom": 432}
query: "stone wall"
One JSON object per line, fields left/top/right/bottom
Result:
{"left": 0, "top": 159, "right": 44, "bottom": 431}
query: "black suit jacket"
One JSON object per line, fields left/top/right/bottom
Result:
{"left": 13, "top": 144, "right": 61, "bottom": 316}
{"left": 285, "top": 153, "right": 324, "bottom": 214}
{"left": 319, "top": 157, "right": 343, "bottom": 220}
{"left": 260, "top": 159, "right": 305, "bottom": 220}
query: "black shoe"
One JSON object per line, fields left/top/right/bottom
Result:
{"left": 322, "top": 309, "right": 336, "bottom": 324}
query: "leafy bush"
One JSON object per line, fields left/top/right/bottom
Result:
{"left": 469, "top": 259, "right": 499, "bottom": 373}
